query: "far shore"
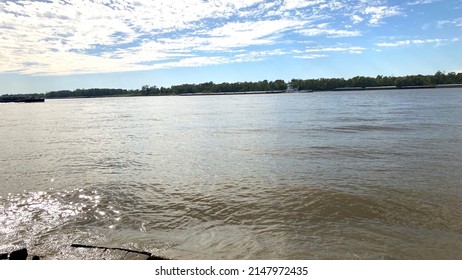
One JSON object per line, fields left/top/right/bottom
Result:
{"left": 3, "top": 85, "right": 462, "bottom": 102}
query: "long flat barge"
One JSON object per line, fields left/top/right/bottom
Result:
{"left": 0, "top": 97, "right": 45, "bottom": 103}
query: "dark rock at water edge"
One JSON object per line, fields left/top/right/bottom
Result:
{"left": 0, "top": 248, "right": 41, "bottom": 260}
{"left": 8, "top": 248, "right": 28, "bottom": 260}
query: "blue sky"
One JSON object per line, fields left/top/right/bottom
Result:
{"left": 1, "top": 0, "right": 461, "bottom": 94}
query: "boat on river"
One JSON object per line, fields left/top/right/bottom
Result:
{"left": 0, "top": 97, "right": 45, "bottom": 103}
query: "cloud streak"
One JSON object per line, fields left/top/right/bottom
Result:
{"left": 376, "top": 38, "right": 459, "bottom": 47}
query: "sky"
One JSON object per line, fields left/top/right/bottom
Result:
{"left": 0, "top": 0, "right": 461, "bottom": 94}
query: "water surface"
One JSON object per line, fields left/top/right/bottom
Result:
{"left": 1, "top": 89, "right": 462, "bottom": 259}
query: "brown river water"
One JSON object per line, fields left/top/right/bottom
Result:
{"left": 1, "top": 89, "right": 462, "bottom": 259}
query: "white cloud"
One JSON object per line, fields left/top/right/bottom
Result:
{"left": 150, "top": 56, "right": 231, "bottom": 70}
{"left": 375, "top": 38, "right": 458, "bottom": 47}
{"left": 407, "top": 0, "right": 438, "bottom": 5}
{"left": 294, "top": 54, "right": 328, "bottom": 59}
{"left": 108, "top": 19, "right": 304, "bottom": 64}
{"left": 351, "top": 15, "right": 364, "bottom": 24}
{"left": 280, "top": 0, "right": 326, "bottom": 11}
{"left": 201, "top": 19, "right": 307, "bottom": 50}
{"left": 437, "top": 18, "right": 462, "bottom": 28}
{"left": 1, "top": 0, "right": 311, "bottom": 75}
{"left": 363, "top": 6, "right": 401, "bottom": 25}
{"left": 294, "top": 44, "right": 365, "bottom": 59}
{"left": 299, "top": 23, "right": 361, "bottom": 37}
{"left": 11, "top": 50, "right": 139, "bottom": 76}
{"left": 0, "top": 0, "right": 406, "bottom": 76}
{"left": 131, "top": 49, "right": 289, "bottom": 71}
{"left": 305, "top": 46, "right": 366, "bottom": 54}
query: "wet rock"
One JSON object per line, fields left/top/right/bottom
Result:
{"left": 9, "top": 248, "right": 28, "bottom": 260}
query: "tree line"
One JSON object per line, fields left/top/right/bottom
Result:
{"left": 290, "top": 71, "right": 462, "bottom": 91}
{"left": 2, "top": 71, "right": 461, "bottom": 99}
{"left": 140, "top": 79, "right": 287, "bottom": 95}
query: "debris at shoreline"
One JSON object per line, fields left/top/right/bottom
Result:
{"left": 70, "top": 243, "right": 170, "bottom": 260}
{"left": 1, "top": 245, "right": 169, "bottom": 260}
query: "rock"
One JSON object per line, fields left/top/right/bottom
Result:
{"left": 9, "top": 248, "right": 28, "bottom": 260}
{"left": 0, "top": 253, "right": 8, "bottom": 260}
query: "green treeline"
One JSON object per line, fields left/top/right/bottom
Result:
{"left": 290, "top": 71, "right": 462, "bottom": 91}
{"left": 44, "top": 88, "right": 131, "bottom": 98}
{"left": 2, "top": 71, "right": 462, "bottom": 99}
{"left": 1, "top": 89, "right": 133, "bottom": 100}
{"left": 142, "top": 79, "right": 287, "bottom": 95}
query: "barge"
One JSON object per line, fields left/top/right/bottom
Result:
{"left": 0, "top": 97, "right": 45, "bottom": 103}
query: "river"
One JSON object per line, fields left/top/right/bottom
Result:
{"left": 1, "top": 88, "right": 462, "bottom": 259}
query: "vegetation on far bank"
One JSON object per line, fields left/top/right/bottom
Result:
{"left": 2, "top": 71, "right": 462, "bottom": 100}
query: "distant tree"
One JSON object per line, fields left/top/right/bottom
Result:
{"left": 432, "top": 71, "right": 446, "bottom": 85}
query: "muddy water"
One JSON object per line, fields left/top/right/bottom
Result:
{"left": 1, "top": 89, "right": 462, "bottom": 259}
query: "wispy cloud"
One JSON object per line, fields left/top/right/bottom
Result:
{"left": 363, "top": 5, "right": 402, "bottom": 25}
{"left": 437, "top": 17, "right": 462, "bottom": 28}
{"left": 299, "top": 23, "right": 361, "bottom": 37}
{"left": 199, "top": 20, "right": 307, "bottom": 51}
{"left": 305, "top": 46, "right": 366, "bottom": 54}
{"left": 294, "top": 44, "right": 365, "bottom": 59}
{"left": 351, "top": 15, "right": 364, "bottom": 24}
{"left": 375, "top": 38, "right": 459, "bottom": 47}
{"left": 146, "top": 49, "right": 290, "bottom": 70}
{"left": 407, "top": 0, "right": 439, "bottom": 5}
{"left": 294, "top": 54, "right": 329, "bottom": 59}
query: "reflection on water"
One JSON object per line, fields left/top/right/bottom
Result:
{"left": 1, "top": 89, "right": 462, "bottom": 259}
